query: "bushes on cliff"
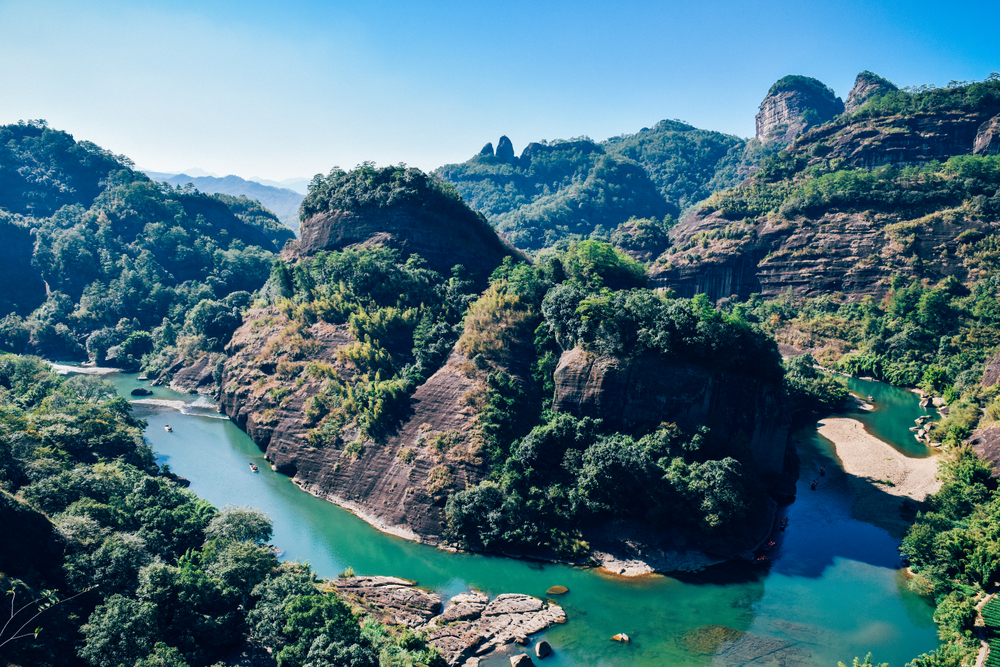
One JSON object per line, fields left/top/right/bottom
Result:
{"left": 262, "top": 246, "right": 479, "bottom": 443}
{"left": 446, "top": 413, "right": 767, "bottom": 555}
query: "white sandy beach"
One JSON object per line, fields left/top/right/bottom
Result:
{"left": 816, "top": 418, "right": 941, "bottom": 537}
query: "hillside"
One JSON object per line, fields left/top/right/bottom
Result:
{"left": 220, "top": 164, "right": 796, "bottom": 568}
{"left": 0, "top": 120, "right": 285, "bottom": 374}
{"left": 145, "top": 170, "right": 304, "bottom": 235}
{"left": 646, "top": 74, "right": 1000, "bottom": 302}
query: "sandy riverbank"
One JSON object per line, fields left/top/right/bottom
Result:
{"left": 817, "top": 418, "right": 941, "bottom": 537}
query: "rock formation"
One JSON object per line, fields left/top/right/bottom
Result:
{"left": 755, "top": 76, "right": 844, "bottom": 145}
{"left": 333, "top": 576, "right": 565, "bottom": 666}
{"left": 845, "top": 71, "right": 898, "bottom": 114}
{"left": 650, "top": 197, "right": 984, "bottom": 302}
{"left": 975, "top": 114, "right": 1000, "bottom": 155}
{"left": 221, "top": 318, "right": 488, "bottom": 542}
{"left": 552, "top": 348, "right": 791, "bottom": 484}
{"left": 495, "top": 135, "right": 516, "bottom": 162}
{"left": 291, "top": 197, "right": 518, "bottom": 290}
{"left": 479, "top": 142, "right": 495, "bottom": 157}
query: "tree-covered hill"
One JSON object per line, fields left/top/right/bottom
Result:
{"left": 0, "top": 120, "right": 289, "bottom": 371}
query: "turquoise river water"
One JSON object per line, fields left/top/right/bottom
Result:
{"left": 96, "top": 371, "right": 940, "bottom": 666}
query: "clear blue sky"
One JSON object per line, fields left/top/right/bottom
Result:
{"left": 0, "top": 0, "right": 996, "bottom": 181}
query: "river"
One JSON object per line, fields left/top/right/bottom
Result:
{"left": 98, "top": 372, "right": 939, "bottom": 666}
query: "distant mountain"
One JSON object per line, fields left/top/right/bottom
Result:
{"left": 144, "top": 171, "right": 304, "bottom": 234}
{"left": 249, "top": 175, "right": 311, "bottom": 195}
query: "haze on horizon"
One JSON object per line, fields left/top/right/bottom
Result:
{"left": 0, "top": 0, "right": 996, "bottom": 183}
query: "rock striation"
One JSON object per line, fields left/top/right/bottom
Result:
{"left": 755, "top": 76, "right": 844, "bottom": 145}
{"left": 220, "top": 315, "right": 488, "bottom": 542}
{"left": 552, "top": 348, "right": 791, "bottom": 481}
{"left": 333, "top": 576, "right": 565, "bottom": 666}
{"left": 651, "top": 206, "right": 982, "bottom": 302}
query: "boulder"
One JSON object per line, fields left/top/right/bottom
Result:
{"left": 510, "top": 656, "right": 534, "bottom": 667}
{"left": 130, "top": 387, "right": 153, "bottom": 396}
{"left": 535, "top": 640, "right": 552, "bottom": 658}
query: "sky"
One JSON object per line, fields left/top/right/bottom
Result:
{"left": 0, "top": 0, "right": 997, "bottom": 182}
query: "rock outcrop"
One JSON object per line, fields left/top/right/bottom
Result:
{"left": 291, "top": 202, "right": 517, "bottom": 289}
{"left": 651, "top": 206, "right": 982, "bottom": 301}
{"left": 755, "top": 76, "right": 844, "bottom": 145}
{"left": 220, "top": 314, "right": 488, "bottom": 542}
{"left": 791, "top": 110, "right": 998, "bottom": 169}
{"left": 495, "top": 136, "right": 516, "bottom": 162}
{"left": 975, "top": 114, "right": 1000, "bottom": 156}
{"left": 552, "top": 347, "right": 792, "bottom": 501}
{"left": 333, "top": 576, "right": 565, "bottom": 666}
{"left": 845, "top": 71, "right": 898, "bottom": 114}
{"left": 479, "top": 142, "right": 495, "bottom": 157}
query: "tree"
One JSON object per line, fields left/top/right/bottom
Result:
{"left": 203, "top": 505, "right": 274, "bottom": 544}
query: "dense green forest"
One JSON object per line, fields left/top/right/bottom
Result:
{"left": 0, "top": 120, "right": 292, "bottom": 374}
{"left": 0, "top": 355, "right": 442, "bottom": 667}
{"left": 434, "top": 118, "right": 755, "bottom": 250}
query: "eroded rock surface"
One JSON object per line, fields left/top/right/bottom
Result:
{"left": 220, "top": 315, "right": 487, "bottom": 541}
{"left": 653, "top": 207, "right": 982, "bottom": 302}
{"left": 755, "top": 78, "right": 844, "bottom": 145}
{"left": 332, "top": 578, "right": 565, "bottom": 666}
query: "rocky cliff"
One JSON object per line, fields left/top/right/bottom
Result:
{"left": 845, "top": 71, "right": 898, "bottom": 114}
{"left": 976, "top": 114, "right": 1000, "bottom": 156}
{"left": 649, "top": 206, "right": 981, "bottom": 301}
{"left": 755, "top": 75, "right": 844, "bottom": 145}
{"left": 552, "top": 347, "right": 794, "bottom": 494}
{"left": 290, "top": 204, "right": 517, "bottom": 289}
{"left": 220, "top": 312, "right": 489, "bottom": 542}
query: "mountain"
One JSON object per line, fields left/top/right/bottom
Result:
{"left": 249, "top": 175, "right": 311, "bottom": 195}
{"left": 220, "top": 164, "right": 792, "bottom": 568}
{"left": 0, "top": 120, "right": 284, "bottom": 371}
{"left": 647, "top": 73, "right": 1000, "bottom": 302}
{"left": 144, "top": 171, "right": 305, "bottom": 234}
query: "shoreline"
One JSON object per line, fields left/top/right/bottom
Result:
{"left": 816, "top": 417, "right": 941, "bottom": 537}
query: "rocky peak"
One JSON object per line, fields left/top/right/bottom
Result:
{"left": 975, "top": 114, "right": 1000, "bottom": 155}
{"left": 845, "top": 71, "right": 898, "bottom": 114}
{"left": 495, "top": 135, "right": 516, "bottom": 162}
{"left": 479, "top": 142, "right": 494, "bottom": 157}
{"left": 755, "top": 75, "right": 844, "bottom": 145}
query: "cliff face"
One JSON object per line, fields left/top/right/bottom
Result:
{"left": 793, "top": 110, "right": 997, "bottom": 169}
{"left": 220, "top": 312, "right": 488, "bottom": 542}
{"left": 756, "top": 78, "right": 845, "bottom": 145}
{"left": 976, "top": 114, "right": 1000, "bottom": 156}
{"left": 845, "top": 72, "right": 898, "bottom": 114}
{"left": 291, "top": 202, "right": 518, "bottom": 288}
{"left": 552, "top": 347, "right": 794, "bottom": 494}
{"left": 650, "top": 207, "right": 979, "bottom": 301}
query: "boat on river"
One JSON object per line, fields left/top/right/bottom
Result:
{"left": 164, "top": 425, "right": 172, "bottom": 432}
{"left": 249, "top": 463, "right": 259, "bottom": 473}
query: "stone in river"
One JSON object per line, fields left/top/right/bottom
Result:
{"left": 510, "top": 655, "right": 534, "bottom": 667}
{"left": 535, "top": 640, "right": 552, "bottom": 658}
{"left": 130, "top": 388, "right": 153, "bottom": 396}
{"left": 545, "top": 585, "right": 568, "bottom": 595}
